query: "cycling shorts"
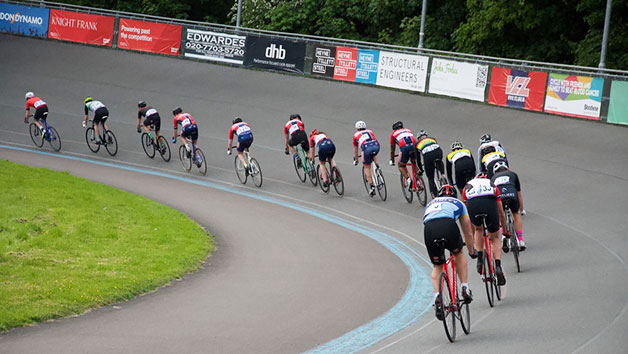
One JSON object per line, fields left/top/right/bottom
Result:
{"left": 501, "top": 196, "right": 520, "bottom": 214}
{"left": 289, "top": 130, "right": 309, "bottom": 152}
{"left": 466, "top": 196, "right": 501, "bottom": 233}
{"left": 33, "top": 106, "right": 48, "bottom": 121}
{"left": 143, "top": 113, "right": 161, "bottom": 131}
{"left": 424, "top": 218, "right": 464, "bottom": 265}
{"left": 181, "top": 124, "right": 198, "bottom": 140}
{"left": 362, "top": 141, "right": 380, "bottom": 165}
{"left": 454, "top": 158, "right": 476, "bottom": 191}
{"left": 94, "top": 107, "right": 109, "bottom": 125}
{"left": 318, "top": 139, "right": 336, "bottom": 162}
{"left": 398, "top": 144, "right": 415, "bottom": 165}
{"left": 237, "top": 136, "right": 253, "bottom": 152}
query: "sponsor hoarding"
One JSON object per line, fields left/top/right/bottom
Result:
{"left": 355, "top": 49, "right": 379, "bottom": 84}
{"left": 376, "top": 51, "right": 429, "bottom": 92}
{"left": 184, "top": 28, "right": 246, "bottom": 64}
{"left": 48, "top": 9, "right": 114, "bottom": 47}
{"left": 0, "top": 3, "right": 48, "bottom": 38}
{"left": 307, "top": 43, "right": 336, "bottom": 78}
{"left": 608, "top": 81, "right": 628, "bottom": 125}
{"left": 428, "top": 58, "right": 488, "bottom": 102}
{"left": 243, "top": 36, "right": 306, "bottom": 73}
{"left": 333, "top": 46, "right": 358, "bottom": 82}
{"left": 117, "top": 18, "right": 181, "bottom": 56}
{"left": 543, "top": 73, "right": 604, "bottom": 120}
{"left": 488, "top": 67, "right": 547, "bottom": 112}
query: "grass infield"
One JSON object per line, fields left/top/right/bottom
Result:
{"left": 0, "top": 160, "right": 214, "bottom": 331}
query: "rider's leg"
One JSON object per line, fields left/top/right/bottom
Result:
{"left": 431, "top": 264, "right": 444, "bottom": 295}
{"left": 489, "top": 231, "right": 502, "bottom": 261}
{"left": 94, "top": 123, "right": 101, "bottom": 143}
{"left": 454, "top": 251, "right": 469, "bottom": 284}
{"left": 364, "top": 162, "right": 374, "bottom": 184}
{"left": 237, "top": 150, "right": 247, "bottom": 166}
{"left": 319, "top": 159, "right": 329, "bottom": 183}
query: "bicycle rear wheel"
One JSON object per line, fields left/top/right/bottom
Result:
{"left": 512, "top": 236, "right": 521, "bottom": 273}
{"left": 157, "top": 136, "right": 170, "bottom": 161}
{"left": 332, "top": 166, "right": 344, "bottom": 196}
{"left": 293, "top": 154, "right": 306, "bottom": 182}
{"left": 195, "top": 148, "right": 207, "bottom": 176}
{"left": 457, "top": 279, "right": 471, "bottom": 334}
{"left": 317, "top": 165, "right": 330, "bottom": 193}
{"left": 29, "top": 123, "right": 45, "bottom": 147}
{"left": 234, "top": 155, "right": 247, "bottom": 184}
{"left": 47, "top": 126, "right": 61, "bottom": 152}
{"left": 85, "top": 127, "right": 100, "bottom": 153}
{"left": 250, "top": 157, "right": 263, "bottom": 187}
{"left": 141, "top": 133, "right": 155, "bottom": 158}
{"left": 178, "top": 145, "right": 192, "bottom": 172}
{"left": 400, "top": 174, "right": 413, "bottom": 203}
{"left": 104, "top": 130, "right": 117, "bottom": 156}
{"left": 494, "top": 258, "right": 502, "bottom": 301}
{"left": 416, "top": 174, "right": 427, "bottom": 206}
{"left": 483, "top": 252, "right": 495, "bottom": 307}
{"left": 361, "top": 166, "right": 370, "bottom": 195}
{"left": 376, "top": 167, "right": 387, "bottom": 201}
{"left": 306, "top": 157, "right": 318, "bottom": 186}
{"left": 439, "top": 272, "right": 456, "bottom": 342}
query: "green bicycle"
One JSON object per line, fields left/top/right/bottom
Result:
{"left": 293, "top": 145, "right": 317, "bottom": 186}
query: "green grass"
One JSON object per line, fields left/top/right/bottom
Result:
{"left": 0, "top": 160, "right": 214, "bottom": 331}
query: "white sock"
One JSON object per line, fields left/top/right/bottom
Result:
{"left": 185, "top": 143, "right": 191, "bottom": 152}
{"left": 461, "top": 282, "right": 469, "bottom": 289}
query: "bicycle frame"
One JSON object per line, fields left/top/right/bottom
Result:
{"left": 443, "top": 253, "right": 459, "bottom": 310}
{"left": 481, "top": 217, "right": 496, "bottom": 279}
{"left": 296, "top": 145, "right": 310, "bottom": 174}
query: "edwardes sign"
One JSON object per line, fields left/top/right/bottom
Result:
{"left": 184, "top": 29, "right": 246, "bottom": 64}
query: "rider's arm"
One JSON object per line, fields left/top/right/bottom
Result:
{"left": 415, "top": 146, "right": 423, "bottom": 172}
{"left": 284, "top": 132, "right": 289, "bottom": 150}
{"left": 496, "top": 197, "right": 508, "bottom": 234}
{"left": 308, "top": 136, "right": 316, "bottom": 161}
{"left": 446, "top": 159, "right": 453, "bottom": 185}
{"left": 517, "top": 191, "right": 524, "bottom": 213}
{"left": 353, "top": 145, "right": 359, "bottom": 162}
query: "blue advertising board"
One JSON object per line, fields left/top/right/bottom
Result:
{"left": 0, "top": 3, "right": 49, "bottom": 38}
{"left": 355, "top": 49, "right": 379, "bottom": 84}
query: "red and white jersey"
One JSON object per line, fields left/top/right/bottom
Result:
{"left": 284, "top": 119, "right": 304, "bottom": 136}
{"left": 390, "top": 128, "right": 416, "bottom": 148}
{"left": 353, "top": 129, "right": 377, "bottom": 148}
{"left": 310, "top": 133, "right": 329, "bottom": 148}
{"left": 462, "top": 178, "right": 501, "bottom": 201}
{"left": 229, "top": 122, "right": 251, "bottom": 139}
{"left": 26, "top": 97, "right": 47, "bottom": 110}
{"left": 173, "top": 113, "right": 196, "bottom": 129}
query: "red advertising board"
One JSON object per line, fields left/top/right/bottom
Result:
{"left": 488, "top": 67, "right": 547, "bottom": 112}
{"left": 117, "top": 18, "right": 181, "bottom": 56}
{"left": 48, "top": 9, "right": 114, "bottom": 46}
{"left": 333, "top": 46, "right": 358, "bottom": 82}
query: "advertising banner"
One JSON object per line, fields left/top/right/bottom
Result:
{"left": 243, "top": 36, "right": 306, "bottom": 73}
{"left": 117, "top": 18, "right": 181, "bottom": 56}
{"left": 606, "top": 81, "right": 628, "bottom": 125}
{"left": 0, "top": 3, "right": 48, "bottom": 38}
{"left": 543, "top": 73, "right": 604, "bottom": 120}
{"left": 428, "top": 58, "right": 488, "bottom": 102}
{"left": 48, "top": 9, "right": 114, "bottom": 47}
{"left": 307, "top": 43, "right": 336, "bottom": 78}
{"left": 376, "top": 51, "right": 429, "bottom": 92}
{"left": 355, "top": 49, "right": 379, "bottom": 84}
{"left": 488, "top": 67, "right": 547, "bottom": 112}
{"left": 183, "top": 28, "right": 246, "bottom": 64}
{"left": 333, "top": 46, "right": 358, "bottom": 82}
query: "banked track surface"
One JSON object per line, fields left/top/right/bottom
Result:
{"left": 1, "top": 34, "right": 627, "bottom": 354}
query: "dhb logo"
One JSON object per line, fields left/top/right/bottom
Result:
{"left": 265, "top": 44, "right": 286, "bottom": 59}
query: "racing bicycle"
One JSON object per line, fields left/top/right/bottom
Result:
{"left": 478, "top": 214, "right": 502, "bottom": 307}
{"left": 395, "top": 154, "right": 427, "bottom": 205}
{"left": 359, "top": 154, "right": 386, "bottom": 201}
{"left": 433, "top": 157, "right": 449, "bottom": 193}
{"left": 140, "top": 127, "right": 171, "bottom": 162}
{"left": 178, "top": 143, "right": 207, "bottom": 175}
{"left": 292, "top": 145, "right": 317, "bottom": 186}
{"left": 502, "top": 201, "right": 522, "bottom": 273}
{"left": 85, "top": 120, "right": 117, "bottom": 156}
{"left": 316, "top": 158, "right": 343, "bottom": 196}
{"left": 28, "top": 115, "right": 61, "bottom": 152}
{"left": 233, "top": 146, "right": 262, "bottom": 187}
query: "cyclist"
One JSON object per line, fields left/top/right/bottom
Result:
{"left": 136, "top": 101, "right": 162, "bottom": 143}
{"left": 352, "top": 121, "right": 380, "bottom": 196}
{"left": 82, "top": 97, "right": 109, "bottom": 145}
{"left": 423, "top": 184, "right": 476, "bottom": 319}
{"left": 24, "top": 92, "right": 48, "bottom": 137}
{"left": 171, "top": 107, "right": 199, "bottom": 162}
{"left": 446, "top": 141, "right": 476, "bottom": 194}
{"left": 477, "top": 133, "right": 508, "bottom": 172}
{"left": 491, "top": 161, "right": 526, "bottom": 251}
{"left": 479, "top": 144, "right": 508, "bottom": 179}
{"left": 414, "top": 130, "right": 442, "bottom": 199}
{"left": 284, "top": 113, "right": 309, "bottom": 164}
{"left": 462, "top": 173, "right": 508, "bottom": 286}
{"left": 308, "top": 129, "right": 337, "bottom": 188}
{"left": 389, "top": 121, "right": 418, "bottom": 189}
{"left": 227, "top": 117, "right": 254, "bottom": 172}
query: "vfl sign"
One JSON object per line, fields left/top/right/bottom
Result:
{"left": 243, "top": 36, "right": 306, "bottom": 73}
{"left": 488, "top": 67, "right": 546, "bottom": 111}
{"left": 184, "top": 28, "right": 246, "bottom": 64}
{"left": 48, "top": 9, "right": 114, "bottom": 46}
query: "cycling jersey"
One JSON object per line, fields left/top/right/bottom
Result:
{"left": 446, "top": 148, "right": 476, "bottom": 190}
{"left": 284, "top": 119, "right": 305, "bottom": 136}
{"left": 491, "top": 170, "right": 520, "bottom": 199}
{"left": 423, "top": 197, "right": 468, "bottom": 223}
{"left": 390, "top": 128, "right": 416, "bottom": 148}
{"left": 416, "top": 137, "right": 439, "bottom": 154}
{"left": 173, "top": 113, "right": 196, "bottom": 129}
{"left": 447, "top": 149, "right": 472, "bottom": 164}
{"left": 462, "top": 178, "right": 501, "bottom": 201}
{"left": 84, "top": 100, "right": 106, "bottom": 115}
{"left": 26, "top": 97, "right": 47, "bottom": 110}
{"left": 138, "top": 106, "right": 158, "bottom": 119}
{"left": 481, "top": 151, "right": 506, "bottom": 169}
{"left": 310, "top": 133, "right": 330, "bottom": 147}
{"left": 352, "top": 130, "right": 378, "bottom": 149}
{"left": 478, "top": 141, "right": 506, "bottom": 171}
{"left": 229, "top": 122, "right": 253, "bottom": 140}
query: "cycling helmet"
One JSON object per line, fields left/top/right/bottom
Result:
{"left": 437, "top": 184, "right": 457, "bottom": 198}
{"left": 392, "top": 121, "right": 403, "bottom": 130}
{"left": 290, "top": 113, "right": 302, "bottom": 121}
{"left": 25, "top": 92, "right": 34, "bottom": 100}
{"left": 84, "top": 96, "right": 93, "bottom": 104}
{"left": 480, "top": 133, "right": 492, "bottom": 144}
{"left": 172, "top": 107, "right": 182, "bottom": 116}
{"left": 451, "top": 141, "right": 463, "bottom": 151}
{"left": 355, "top": 121, "right": 366, "bottom": 130}
{"left": 492, "top": 160, "right": 509, "bottom": 174}
{"left": 476, "top": 172, "right": 488, "bottom": 179}
{"left": 416, "top": 129, "right": 428, "bottom": 140}
{"left": 138, "top": 101, "right": 147, "bottom": 108}
{"left": 232, "top": 117, "right": 243, "bottom": 124}
{"left": 310, "top": 129, "right": 318, "bottom": 137}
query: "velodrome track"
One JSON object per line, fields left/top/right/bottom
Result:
{"left": 1, "top": 34, "right": 627, "bottom": 354}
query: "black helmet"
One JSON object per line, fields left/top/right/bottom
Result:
{"left": 392, "top": 121, "right": 403, "bottom": 130}
{"left": 138, "top": 101, "right": 147, "bottom": 108}
{"left": 290, "top": 113, "right": 302, "bottom": 121}
{"left": 451, "top": 141, "right": 463, "bottom": 151}
{"left": 232, "top": 117, "right": 243, "bottom": 124}
{"left": 173, "top": 107, "right": 182, "bottom": 116}
{"left": 437, "top": 184, "right": 457, "bottom": 198}
{"left": 480, "top": 134, "right": 492, "bottom": 144}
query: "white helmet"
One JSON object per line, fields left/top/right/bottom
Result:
{"left": 492, "top": 160, "right": 508, "bottom": 174}
{"left": 25, "top": 92, "right": 34, "bottom": 100}
{"left": 355, "top": 121, "right": 366, "bottom": 130}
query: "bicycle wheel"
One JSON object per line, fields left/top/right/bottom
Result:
{"left": 141, "top": 133, "right": 155, "bottom": 158}
{"left": 234, "top": 155, "right": 247, "bottom": 184}
{"left": 195, "top": 148, "right": 207, "bottom": 176}
{"left": 361, "top": 166, "right": 370, "bottom": 194}
{"left": 494, "top": 257, "right": 502, "bottom": 301}
{"left": 483, "top": 251, "right": 495, "bottom": 307}
{"left": 178, "top": 145, "right": 192, "bottom": 172}
{"left": 306, "top": 157, "right": 318, "bottom": 186}
{"left": 104, "top": 130, "right": 118, "bottom": 156}
{"left": 317, "top": 165, "right": 330, "bottom": 193}
{"left": 29, "top": 123, "right": 44, "bottom": 147}
{"left": 250, "top": 157, "right": 263, "bottom": 187}
{"left": 47, "top": 126, "right": 61, "bottom": 152}
{"left": 416, "top": 174, "right": 428, "bottom": 206}
{"left": 457, "top": 279, "right": 471, "bottom": 334}
{"left": 85, "top": 127, "right": 100, "bottom": 153}
{"left": 507, "top": 212, "right": 521, "bottom": 273}
{"left": 293, "top": 154, "right": 306, "bottom": 182}
{"left": 375, "top": 167, "right": 387, "bottom": 201}
{"left": 439, "top": 272, "right": 456, "bottom": 342}
{"left": 332, "top": 167, "right": 344, "bottom": 196}
{"left": 157, "top": 136, "right": 170, "bottom": 162}
{"left": 400, "top": 174, "right": 413, "bottom": 203}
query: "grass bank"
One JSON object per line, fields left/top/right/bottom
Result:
{"left": 0, "top": 160, "right": 214, "bottom": 331}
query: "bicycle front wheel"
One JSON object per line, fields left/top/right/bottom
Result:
{"left": 157, "top": 136, "right": 170, "bottom": 161}
{"left": 195, "top": 148, "right": 207, "bottom": 176}
{"left": 332, "top": 166, "right": 344, "bottom": 196}
{"left": 483, "top": 252, "right": 495, "bottom": 307}
{"left": 400, "top": 174, "right": 413, "bottom": 203}
{"left": 141, "top": 133, "right": 155, "bottom": 158}
{"left": 458, "top": 282, "right": 471, "bottom": 334}
{"left": 494, "top": 258, "right": 502, "bottom": 301}
{"left": 293, "top": 154, "right": 306, "bottom": 182}
{"left": 375, "top": 167, "right": 387, "bottom": 201}
{"left": 178, "top": 145, "right": 192, "bottom": 172}
{"left": 250, "top": 157, "right": 263, "bottom": 187}
{"left": 29, "top": 123, "right": 44, "bottom": 147}
{"left": 306, "top": 157, "right": 318, "bottom": 186}
{"left": 47, "top": 126, "right": 62, "bottom": 152}
{"left": 416, "top": 174, "right": 427, "bottom": 206}
{"left": 234, "top": 155, "right": 247, "bottom": 184}
{"left": 104, "top": 130, "right": 118, "bottom": 156}
{"left": 361, "top": 166, "right": 370, "bottom": 194}
{"left": 439, "top": 272, "right": 456, "bottom": 342}
{"left": 317, "top": 164, "right": 330, "bottom": 193}
{"left": 85, "top": 127, "right": 100, "bottom": 153}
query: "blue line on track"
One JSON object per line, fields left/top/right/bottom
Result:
{"left": 0, "top": 144, "right": 433, "bottom": 354}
